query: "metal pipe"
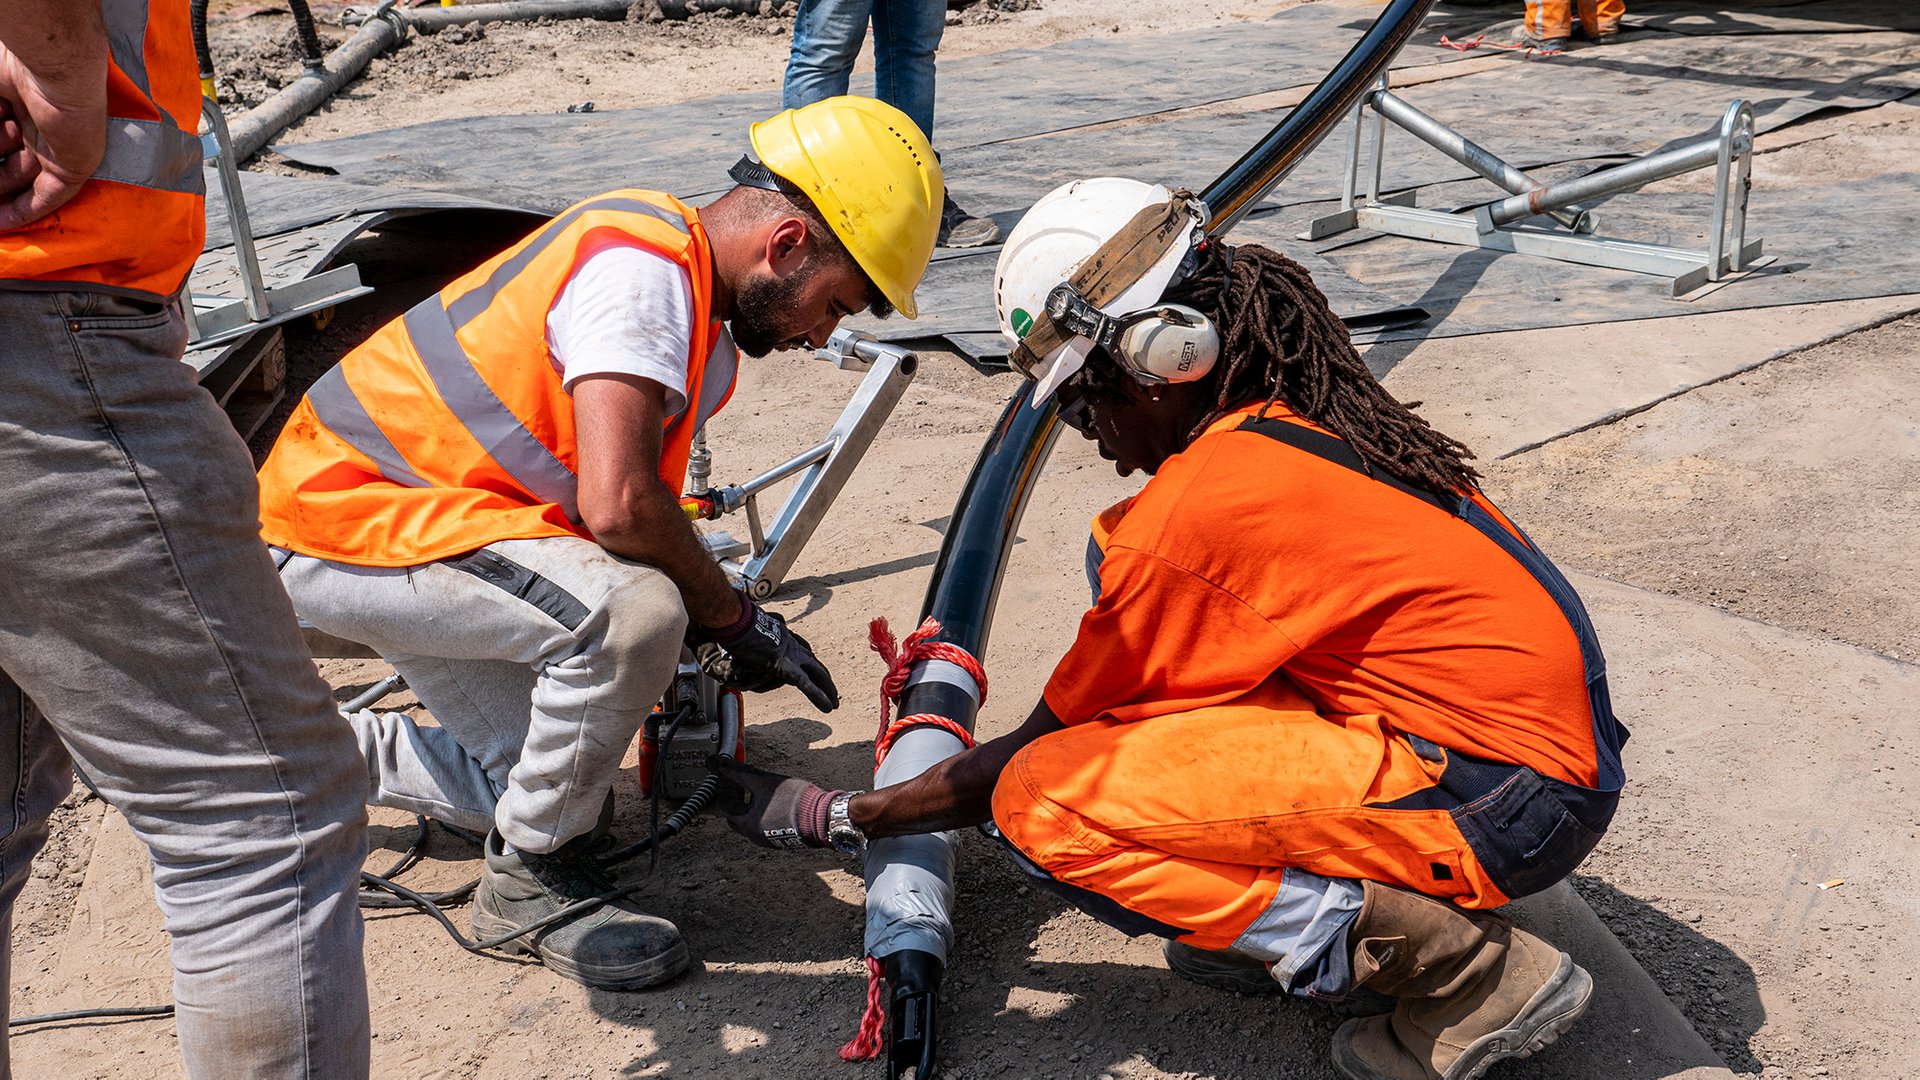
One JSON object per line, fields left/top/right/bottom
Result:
{"left": 1199, "top": 0, "right": 1437, "bottom": 236}
{"left": 1482, "top": 132, "right": 1726, "bottom": 228}
{"left": 1370, "top": 89, "right": 1590, "bottom": 233}
{"left": 730, "top": 440, "right": 832, "bottom": 501}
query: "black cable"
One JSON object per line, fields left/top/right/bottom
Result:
{"left": 189, "top": 0, "right": 214, "bottom": 83}
{"left": 30, "top": 711, "right": 718, "bottom": 1024}
{"left": 8, "top": 1005, "right": 175, "bottom": 1029}
{"left": 286, "top": 0, "right": 327, "bottom": 70}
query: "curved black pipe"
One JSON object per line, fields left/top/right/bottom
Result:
{"left": 877, "top": 4, "right": 1438, "bottom": 1074}
{"left": 1200, "top": 0, "right": 1438, "bottom": 236}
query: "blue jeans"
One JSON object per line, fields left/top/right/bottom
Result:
{"left": 783, "top": 0, "right": 947, "bottom": 141}
{"left": 0, "top": 289, "right": 371, "bottom": 1078}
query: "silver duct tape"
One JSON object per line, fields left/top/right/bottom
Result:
{"left": 901, "top": 658, "right": 982, "bottom": 706}
{"left": 865, "top": 724, "right": 969, "bottom": 960}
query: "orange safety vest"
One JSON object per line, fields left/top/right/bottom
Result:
{"left": 256, "top": 190, "right": 739, "bottom": 567}
{"left": 0, "top": 0, "right": 206, "bottom": 301}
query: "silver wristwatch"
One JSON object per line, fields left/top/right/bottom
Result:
{"left": 827, "top": 791, "right": 868, "bottom": 856}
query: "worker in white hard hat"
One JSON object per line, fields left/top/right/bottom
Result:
{"left": 707, "top": 177, "right": 1626, "bottom": 1080}
{"left": 255, "top": 96, "right": 944, "bottom": 991}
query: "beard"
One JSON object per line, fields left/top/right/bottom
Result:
{"left": 729, "top": 264, "right": 818, "bottom": 358}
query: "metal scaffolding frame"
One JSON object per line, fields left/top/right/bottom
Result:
{"left": 1303, "top": 77, "right": 1768, "bottom": 297}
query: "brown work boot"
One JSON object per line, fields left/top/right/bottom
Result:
{"left": 1329, "top": 883, "right": 1592, "bottom": 1080}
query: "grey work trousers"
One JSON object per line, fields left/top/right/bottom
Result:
{"left": 277, "top": 536, "right": 688, "bottom": 854}
{"left": 0, "top": 290, "right": 371, "bottom": 1078}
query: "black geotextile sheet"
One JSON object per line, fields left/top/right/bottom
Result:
{"left": 204, "top": 170, "right": 539, "bottom": 250}
{"left": 270, "top": 1, "right": 1493, "bottom": 209}
{"left": 248, "top": 2, "right": 1920, "bottom": 352}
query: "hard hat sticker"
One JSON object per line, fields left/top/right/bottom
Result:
{"left": 1010, "top": 308, "right": 1034, "bottom": 337}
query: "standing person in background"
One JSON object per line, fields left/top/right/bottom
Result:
{"left": 0, "top": 1, "right": 372, "bottom": 1076}
{"left": 783, "top": 0, "right": 1002, "bottom": 248}
{"left": 1524, "top": 0, "right": 1623, "bottom": 51}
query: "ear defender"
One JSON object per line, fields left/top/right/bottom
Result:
{"left": 1114, "top": 303, "right": 1220, "bottom": 385}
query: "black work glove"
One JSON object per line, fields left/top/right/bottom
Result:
{"left": 708, "top": 755, "right": 844, "bottom": 850}
{"left": 690, "top": 591, "right": 840, "bottom": 712}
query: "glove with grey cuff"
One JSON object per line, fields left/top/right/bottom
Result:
{"left": 709, "top": 756, "right": 861, "bottom": 852}
{"left": 690, "top": 590, "right": 840, "bottom": 712}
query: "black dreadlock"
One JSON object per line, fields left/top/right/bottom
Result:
{"left": 1069, "top": 241, "right": 1479, "bottom": 499}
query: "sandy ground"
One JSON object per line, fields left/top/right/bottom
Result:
{"left": 9, "top": 2, "right": 1920, "bottom": 1078}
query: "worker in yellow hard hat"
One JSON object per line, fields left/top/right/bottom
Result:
{"left": 254, "top": 95, "right": 943, "bottom": 990}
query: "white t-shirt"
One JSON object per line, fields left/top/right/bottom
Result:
{"left": 545, "top": 245, "right": 714, "bottom": 420}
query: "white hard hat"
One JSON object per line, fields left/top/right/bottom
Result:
{"left": 993, "top": 177, "right": 1200, "bottom": 402}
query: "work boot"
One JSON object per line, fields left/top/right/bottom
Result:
{"left": 938, "top": 192, "right": 1001, "bottom": 248}
{"left": 1330, "top": 883, "right": 1592, "bottom": 1080}
{"left": 1164, "top": 940, "right": 1396, "bottom": 1015}
{"left": 472, "top": 830, "right": 690, "bottom": 990}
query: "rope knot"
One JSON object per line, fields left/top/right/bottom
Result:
{"left": 840, "top": 617, "right": 988, "bottom": 1062}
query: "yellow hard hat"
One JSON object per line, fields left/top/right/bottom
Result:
{"left": 746, "top": 96, "right": 944, "bottom": 320}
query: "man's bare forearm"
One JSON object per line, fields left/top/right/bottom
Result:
{"left": 594, "top": 480, "right": 745, "bottom": 630}
{"left": 848, "top": 700, "right": 1063, "bottom": 837}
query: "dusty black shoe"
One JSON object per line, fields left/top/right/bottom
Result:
{"left": 1164, "top": 940, "right": 1396, "bottom": 1016}
{"left": 472, "top": 831, "right": 690, "bottom": 990}
{"left": 938, "top": 193, "right": 1001, "bottom": 248}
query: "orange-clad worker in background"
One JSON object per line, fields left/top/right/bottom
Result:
{"left": 707, "top": 178, "right": 1628, "bottom": 1080}
{"left": 1, "top": 1, "right": 371, "bottom": 1076}
{"left": 1526, "top": 0, "right": 1624, "bottom": 51}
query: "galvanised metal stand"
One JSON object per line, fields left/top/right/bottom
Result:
{"left": 1303, "top": 79, "right": 1768, "bottom": 297}
{"left": 186, "top": 98, "right": 372, "bottom": 349}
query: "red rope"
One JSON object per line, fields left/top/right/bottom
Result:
{"left": 838, "top": 616, "right": 986, "bottom": 1063}
{"left": 838, "top": 956, "right": 888, "bottom": 1062}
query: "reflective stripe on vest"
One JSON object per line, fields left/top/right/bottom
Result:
{"left": 0, "top": 0, "right": 205, "bottom": 297}
{"left": 302, "top": 366, "right": 430, "bottom": 490}
{"left": 446, "top": 197, "right": 688, "bottom": 329}
{"left": 257, "top": 190, "right": 734, "bottom": 567}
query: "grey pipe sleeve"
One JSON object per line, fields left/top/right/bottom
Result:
{"left": 864, "top": 723, "right": 969, "bottom": 962}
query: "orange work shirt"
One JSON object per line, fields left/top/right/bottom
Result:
{"left": 1043, "top": 402, "right": 1601, "bottom": 787}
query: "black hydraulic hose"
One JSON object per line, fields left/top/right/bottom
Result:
{"left": 191, "top": 0, "right": 327, "bottom": 96}
{"left": 287, "top": 0, "right": 328, "bottom": 70}
{"left": 1199, "top": 0, "right": 1439, "bottom": 236}
{"left": 190, "top": 0, "right": 214, "bottom": 86}
{"left": 8, "top": 1005, "right": 175, "bottom": 1029}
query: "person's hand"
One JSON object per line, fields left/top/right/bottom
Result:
{"left": 708, "top": 756, "right": 844, "bottom": 850}
{"left": 690, "top": 592, "right": 840, "bottom": 712}
{"left": 0, "top": 26, "right": 109, "bottom": 230}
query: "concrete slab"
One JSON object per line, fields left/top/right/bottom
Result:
{"left": 1507, "top": 883, "right": 1734, "bottom": 1080}
{"left": 1371, "top": 293, "right": 1920, "bottom": 460}
{"left": 1477, "top": 309, "right": 1920, "bottom": 658}
{"left": 1554, "top": 570, "right": 1920, "bottom": 1077}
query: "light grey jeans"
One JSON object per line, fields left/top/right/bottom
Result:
{"left": 277, "top": 536, "right": 688, "bottom": 854}
{"left": 0, "top": 289, "right": 371, "bottom": 1079}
